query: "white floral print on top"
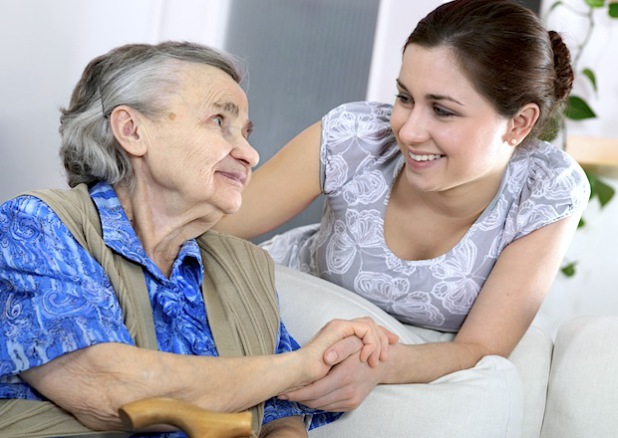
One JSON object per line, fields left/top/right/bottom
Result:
{"left": 261, "top": 101, "right": 590, "bottom": 332}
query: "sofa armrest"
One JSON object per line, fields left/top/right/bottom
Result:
{"left": 541, "top": 316, "right": 618, "bottom": 438}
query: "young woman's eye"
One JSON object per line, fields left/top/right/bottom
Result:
{"left": 396, "top": 93, "right": 412, "bottom": 105}
{"left": 434, "top": 106, "right": 455, "bottom": 118}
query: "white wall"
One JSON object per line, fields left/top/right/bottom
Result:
{"left": 367, "top": 0, "right": 618, "bottom": 336}
{"left": 366, "top": 0, "right": 448, "bottom": 103}
{"left": 0, "top": 0, "right": 229, "bottom": 203}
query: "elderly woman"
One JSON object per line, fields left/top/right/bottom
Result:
{"left": 0, "top": 42, "right": 393, "bottom": 438}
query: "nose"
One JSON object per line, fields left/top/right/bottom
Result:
{"left": 232, "top": 137, "right": 260, "bottom": 168}
{"left": 397, "top": 108, "right": 430, "bottom": 145}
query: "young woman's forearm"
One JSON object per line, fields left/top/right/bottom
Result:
{"left": 381, "top": 341, "right": 490, "bottom": 384}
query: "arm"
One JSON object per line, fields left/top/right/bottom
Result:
{"left": 282, "top": 212, "right": 582, "bottom": 410}
{"left": 214, "top": 121, "right": 323, "bottom": 239}
{"left": 20, "top": 317, "right": 387, "bottom": 432}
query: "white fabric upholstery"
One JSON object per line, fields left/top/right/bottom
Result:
{"left": 540, "top": 316, "right": 618, "bottom": 438}
{"left": 509, "top": 326, "right": 553, "bottom": 438}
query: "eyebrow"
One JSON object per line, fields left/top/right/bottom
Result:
{"left": 396, "top": 79, "right": 464, "bottom": 107}
{"left": 212, "top": 100, "right": 239, "bottom": 116}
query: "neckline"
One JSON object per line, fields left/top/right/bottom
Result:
{"left": 380, "top": 155, "right": 509, "bottom": 264}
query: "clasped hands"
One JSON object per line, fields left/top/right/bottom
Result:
{"left": 282, "top": 317, "right": 398, "bottom": 412}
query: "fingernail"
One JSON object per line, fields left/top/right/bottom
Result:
{"left": 325, "top": 350, "right": 338, "bottom": 364}
{"left": 278, "top": 395, "right": 289, "bottom": 400}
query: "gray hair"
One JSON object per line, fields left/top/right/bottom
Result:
{"left": 59, "top": 41, "right": 244, "bottom": 188}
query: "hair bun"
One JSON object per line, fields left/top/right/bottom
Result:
{"left": 549, "top": 31, "right": 574, "bottom": 102}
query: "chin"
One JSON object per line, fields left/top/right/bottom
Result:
{"left": 221, "top": 201, "right": 243, "bottom": 216}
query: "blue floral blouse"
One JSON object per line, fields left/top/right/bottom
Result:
{"left": 0, "top": 182, "right": 339, "bottom": 436}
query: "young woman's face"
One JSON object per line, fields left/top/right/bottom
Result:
{"left": 390, "top": 44, "right": 515, "bottom": 195}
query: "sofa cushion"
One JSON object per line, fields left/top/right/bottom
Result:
{"left": 275, "top": 264, "right": 552, "bottom": 437}
{"left": 541, "top": 316, "right": 618, "bottom": 438}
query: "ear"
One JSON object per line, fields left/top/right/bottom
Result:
{"left": 504, "top": 103, "right": 540, "bottom": 147}
{"left": 109, "top": 105, "right": 147, "bottom": 157}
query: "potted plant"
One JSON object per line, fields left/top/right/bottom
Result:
{"left": 542, "top": 0, "right": 617, "bottom": 276}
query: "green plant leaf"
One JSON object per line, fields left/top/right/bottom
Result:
{"left": 585, "top": 0, "right": 604, "bottom": 8}
{"left": 582, "top": 68, "right": 598, "bottom": 92}
{"left": 565, "top": 95, "right": 597, "bottom": 120}
{"left": 609, "top": 3, "right": 618, "bottom": 18}
{"left": 578, "top": 216, "right": 586, "bottom": 228}
{"left": 561, "top": 262, "right": 577, "bottom": 277}
{"left": 587, "top": 171, "right": 616, "bottom": 208}
{"left": 595, "top": 178, "right": 616, "bottom": 208}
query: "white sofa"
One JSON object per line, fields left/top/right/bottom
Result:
{"left": 275, "top": 264, "right": 618, "bottom": 438}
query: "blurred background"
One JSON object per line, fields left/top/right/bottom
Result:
{"left": 1, "top": 0, "right": 616, "bottom": 336}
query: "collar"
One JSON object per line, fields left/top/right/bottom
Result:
{"left": 89, "top": 182, "right": 202, "bottom": 282}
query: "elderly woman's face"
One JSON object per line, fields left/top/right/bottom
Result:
{"left": 138, "top": 63, "right": 259, "bottom": 217}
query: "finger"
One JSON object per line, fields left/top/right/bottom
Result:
{"left": 358, "top": 322, "right": 385, "bottom": 367}
{"left": 324, "top": 336, "right": 363, "bottom": 366}
{"left": 321, "top": 318, "right": 383, "bottom": 367}
{"left": 376, "top": 325, "right": 398, "bottom": 362}
{"left": 361, "top": 344, "right": 378, "bottom": 368}
{"left": 361, "top": 323, "right": 399, "bottom": 365}
{"left": 289, "top": 382, "right": 361, "bottom": 412}
{"left": 388, "top": 330, "right": 399, "bottom": 344}
{"left": 284, "top": 384, "right": 356, "bottom": 412}
{"left": 280, "top": 373, "right": 338, "bottom": 404}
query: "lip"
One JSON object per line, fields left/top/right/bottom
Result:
{"left": 216, "top": 170, "right": 247, "bottom": 187}
{"left": 407, "top": 149, "right": 445, "bottom": 165}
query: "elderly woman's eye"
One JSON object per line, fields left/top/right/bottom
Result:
{"left": 213, "top": 115, "right": 224, "bottom": 127}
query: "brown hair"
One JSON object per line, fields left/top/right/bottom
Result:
{"left": 405, "top": 0, "right": 573, "bottom": 142}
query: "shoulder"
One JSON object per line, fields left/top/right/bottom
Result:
{"left": 198, "top": 230, "right": 274, "bottom": 270}
{"left": 323, "top": 101, "right": 392, "bottom": 123}
{"left": 501, "top": 140, "right": 590, "bottom": 238}
{"left": 511, "top": 140, "right": 590, "bottom": 208}
{"left": 322, "top": 101, "right": 393, "bottom": 138}
{"left": 0, "top": 194, "right": 65, "bottom": 241}
{"left": 0, "top": 192, "right": 95, "bottom": 265}
{"left": 320, "top": 102, "right": 399, "bottom": 193}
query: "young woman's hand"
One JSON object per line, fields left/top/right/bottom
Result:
{"left": 279, "top": 350, "right": 387, "bottom": 412}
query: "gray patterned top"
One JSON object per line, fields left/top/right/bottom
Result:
{"left": 262, "top": 101, "right": 590, "bottom": 331}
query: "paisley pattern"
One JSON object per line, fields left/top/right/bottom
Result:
{"left": 0, "top": 182, "right": 338, "bottom": 435}
{"left": 262, "top": 101, "right": 590, "bottom": 332}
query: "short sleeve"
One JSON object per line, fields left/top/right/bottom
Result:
{"left": 320, "top": 101, "right": 395, "bottom": 194}
{"left": 509, "top": 141, "right": 591, "bottom": 241}
{"left": 0, "top": 196, "right": 133, "bottom": 380}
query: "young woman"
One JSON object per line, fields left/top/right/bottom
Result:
{"left": 216, "top": 0, "right": 590, "bottom": 435}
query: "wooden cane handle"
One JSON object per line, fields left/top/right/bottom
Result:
{"left": 119, "top": 397, "right": 252, "bottom": 438}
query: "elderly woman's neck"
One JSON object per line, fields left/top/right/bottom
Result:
{"left": 114, "top": 183, "right": 216, "bottom": 278}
